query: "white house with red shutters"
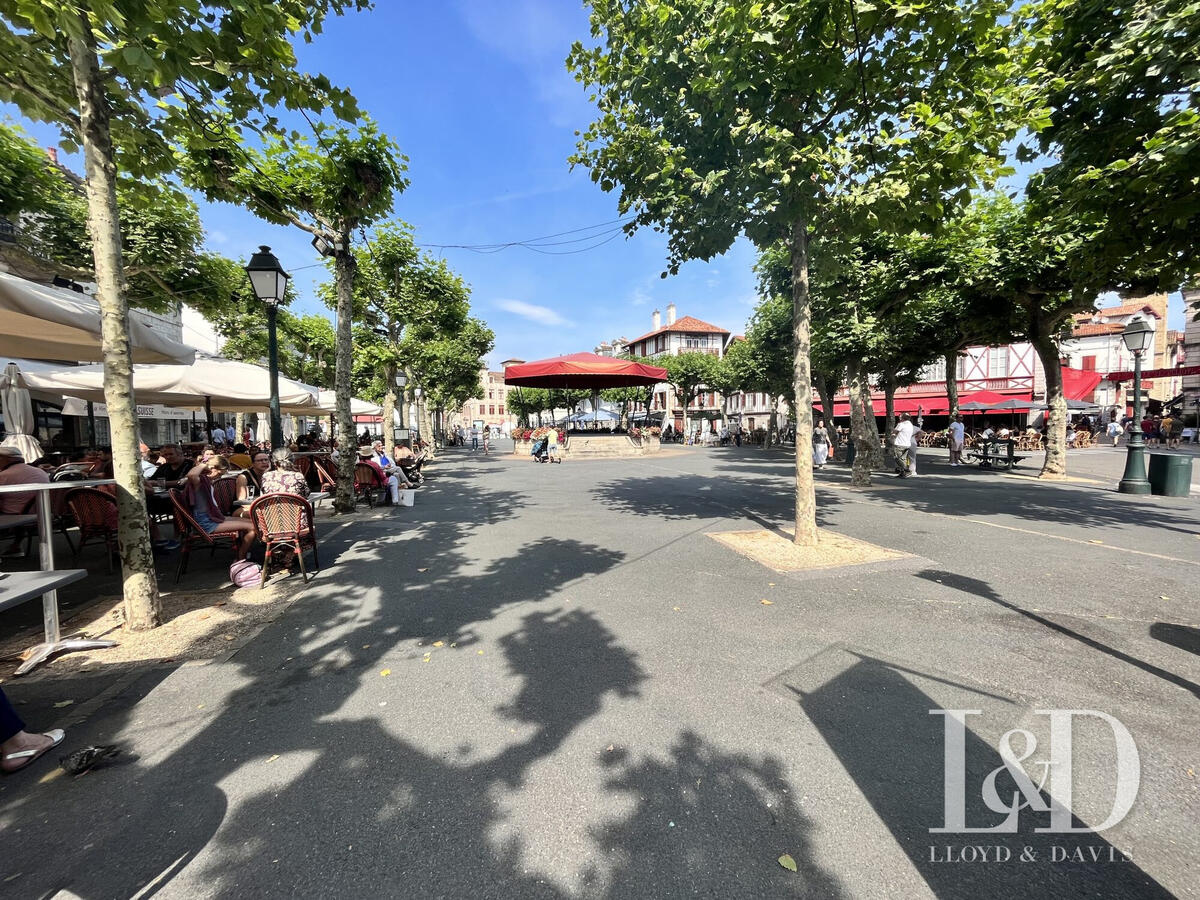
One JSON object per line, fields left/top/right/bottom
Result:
{"left": 827, "top": 295, "right": 1177, "bottom": 420}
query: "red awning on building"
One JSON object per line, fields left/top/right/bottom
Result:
{"left": 1061, "top": 366, "right": 1102, "bottom": 400}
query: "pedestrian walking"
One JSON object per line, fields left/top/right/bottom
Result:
{"left": 471, "top": 425, "right": 480, "bottom": 451}
{"left": 948, "top": 414, "right": 965, "bottom": 466}
{"left": 482, "top": 428, "right": 490, "bottom": 454}
{"left": 812, "top": 418, "right": 831, "bottom": 469}
{"left": 1106, "top": 417, "right": 1124, "bottom": 447}
{"left": 891, "top": 412, "right": 922, "bottom": 477}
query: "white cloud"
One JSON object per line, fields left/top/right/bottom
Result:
{"left": 497, "top": 298, "right": 568, "bottom": 327}
{"left": 207, "top": 229, "right": 230, "bottom": 246}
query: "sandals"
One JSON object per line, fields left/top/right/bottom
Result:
{"left": 2, "top": 729, "right": 65, "bottom": 774}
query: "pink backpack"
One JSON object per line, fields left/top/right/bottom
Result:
{"left": 229, "top": 559, "right": 262, "bottom": 588}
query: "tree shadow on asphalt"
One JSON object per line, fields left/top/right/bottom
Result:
{"left": 0, "top": 480, "right": 840, "bottom": 898}
{"left": 1149, "top": 622, "right": 1200, "bottom": 658}
{"left": 914, "top": 569, "right": 1200, "bottom": 701}
{"left": 701, "top": 449, "right": 1200, "bottom": 539}
{"left": 780, "top": 649, "right": 1173, "bottom": 898}
{"left": 589, "top": 473, "right": 834, "bottom": 535}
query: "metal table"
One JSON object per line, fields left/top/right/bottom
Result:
{"left": 0, "top": 479, "right": 119, "bottom": 674}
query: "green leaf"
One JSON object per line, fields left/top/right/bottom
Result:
{"left": 778, "top": 854, "right": 797, "bottom": 872}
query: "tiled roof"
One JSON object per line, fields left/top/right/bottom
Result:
{"left": 1094, "top": 302, "right": 1162, "bottom": 319}
{"left": 626, "top": 315, "right": 730, "bottom": 346}
{"left": 1072, "top": 323, "right": 1126, "bottom": 337}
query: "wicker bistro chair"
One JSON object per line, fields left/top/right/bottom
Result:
{"left": 211, "top": 474, "right": 240, "bottom": 515}
{"left": 311, "top": 456, "right": 338, "bottom": 491}
{"left": 353, "top": 462, "right": 385, "bottom": 508}
{"left": 168, "top": 489, "right": 241, "bottom": 583}
{"left": 248, "top": 493, "right": 319, "bottom": 587}
{"left": 64, "top": 487, "right": 119, "bottom": 573}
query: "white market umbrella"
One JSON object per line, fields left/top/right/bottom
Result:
{"left": 22, "top": 354, "right": 320, "bottom": 413}
{"left": 0, "top": 362, "right": 43, "bottom": 461}
{"left": 0, "top": 271, "right": 196, "bottom": 363}
{"left": 315, "top": 389, "right": 383, "bottom": 417}
{"left": 255, "top": 414, "right": 270, "bottom": 444}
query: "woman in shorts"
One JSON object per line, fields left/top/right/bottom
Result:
{"left": 186, "top": 455, "right": 255, "bottom": 555}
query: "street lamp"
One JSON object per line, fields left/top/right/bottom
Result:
{"left": 1118, "top": 318, "right": 1153, "bottom": 494}
{"left": 244, "top": 245, "right": 290, "bottom": 448}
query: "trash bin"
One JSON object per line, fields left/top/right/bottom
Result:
{"left": 1147, "top": 453, "right": 1193, "bottom": 497}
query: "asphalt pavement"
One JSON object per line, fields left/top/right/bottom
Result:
{"left": 0, "top": 442, "right": 1196, "bottom": 899}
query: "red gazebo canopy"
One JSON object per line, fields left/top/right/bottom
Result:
{"left": 504, "top": 352, "right": 669, "bottom": 388}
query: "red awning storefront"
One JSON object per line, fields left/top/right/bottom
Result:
{"left": 815, "top": 367, "right": 1101, "bottom": 418}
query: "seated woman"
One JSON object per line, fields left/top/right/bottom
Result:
{"left": 234, "top": 449, "right": 272, "bottom": 517}
{"left": 185, "top": 455, "right": 255, "bottom": 556}
{"left": 261, "top": 448, "right": 310, "bottom": 498}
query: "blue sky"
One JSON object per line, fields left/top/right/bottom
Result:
{"left": 2, "top": 1, "right": 1187, "bottom": 360}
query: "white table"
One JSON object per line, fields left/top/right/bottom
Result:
{"left": 0, "top": 479, "right": 119, "bottom": 674}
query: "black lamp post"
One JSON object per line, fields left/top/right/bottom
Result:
{"left": 1118, "top": 318, "right": 1153, "bottom": 494}
{"left": 244, "top": 245, "right": 290, "bottom": 448}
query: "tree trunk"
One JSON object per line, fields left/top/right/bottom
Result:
{"left": 382, "top": 361, "right": 397, "bottom": 458}
{"left": 883, "top": 373, "right": 897, "bottom": 439}
{"left": 1031, "top": 320, "right": 1067, "bottom": 479}
{"left": 68, "top": 21, "right": 161, "bottom": 630}
{"left": 862, "top": 390, "right": 884, "bottom": 468}
{"left": 332, "top": 244, "right": 357, "bottom": 513}
{"left": 944, "top": 351, "right": 959, "bottom": 417}
{"left": 767, "top": 396, "right": 778, "bottom": 449}
{"left": 789, "top": 217, "right": 818, "bottom": 545}
{"left": 847, "top": 360, "right": 875, "bottom": 487}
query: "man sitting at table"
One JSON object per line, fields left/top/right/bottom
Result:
{"left": 370, "top": 440, "right": 418, "bottom": 487}
{"left": 357, "top": 448, "right": 401, "bottom": 504}
{"left": 0, "top": 447, "right": 50, "bottom": 556}
{"left": 228, "top": 443, "right": 253, "bottom": 470}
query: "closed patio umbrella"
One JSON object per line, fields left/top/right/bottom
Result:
{"left": 0, "top": 362, "right": 43, "bottom": 461}
{"left": 0, "top": 271, "right": 195, "bottom": 363}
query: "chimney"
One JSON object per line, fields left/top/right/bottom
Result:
{"left": 666, "top": 303, "right": 676, "bottom": 325}
{"left": 45, "top": 147, "right": 58, "bottom": 165}
{"left": 652, "top": 309, "right": 661, "bottom": 330}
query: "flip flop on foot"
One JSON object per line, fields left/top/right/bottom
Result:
{"left": 2, "top": 729, "right": 65, "bottom": 774}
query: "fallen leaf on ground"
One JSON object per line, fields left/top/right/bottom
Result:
{"left": 778, "top": 854, "right": 797, "bottom": 872}
{"left": 53, "top": 700, "right": 74, "bottom": 708}
{"left": 607, "top": 744, "right": 614, "bottom": 752}
{"left": 266, "top": 754, "right": 280, "bottom": 764}
{"left": 362, "top": 645, "right": 370, "bottom": 649}
{"left": 450, "top": 642, "right": 457, "bottom": 648}
{"left": 432, "top": 640, "right": 444, "bottom": 647}
{"left": 1160, "top": 595, "right": 1171, "bottom": 600}
{"left": 380, "top": 669, "right": 391, "bottom": 677}
{"left": 672, "top": 606, "right": 681, "bottom": 612}
{"left": 417, "top": 568, "right": 428, "bottom": 573}
{"left": 422, "top": 654, "right": 431, "bottom": 663}
{"left": 768, "top": 583, "right": 775, "bottom": 587}
{"left": 214, "top": 601, "right": 227, "bottom": 607}
{"left": 1088, "top": 540, "right": 1103, "bottom": 544}
{"left": 223, "top": 635, "right": 234, "bottom": 641}
{"left": 1186, "top": 767, "right": 1194, "bottom": 778}
{"left": 760, "top": 599, "right": 774, "bottom": 606}
{"left": 477, "top": 650, "right": 484, "bottom": 655}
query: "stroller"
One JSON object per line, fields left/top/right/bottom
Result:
{"left": 531, "top": 437, "right": 550, "bottom": 463}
